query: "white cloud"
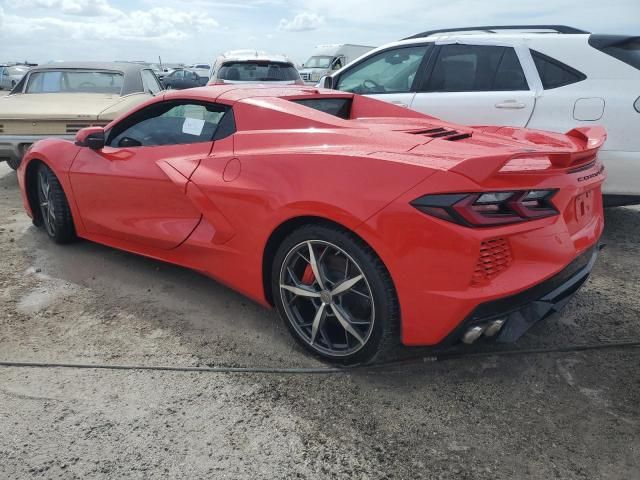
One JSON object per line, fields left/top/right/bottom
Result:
{"left": 278, "top": 12, "right": 324, "bottom": 32}
{"left": 1, "top": 0, "right": 638, "bottom": 65}
{"left": 12, "top": 0, "right": 121, "bottom": 17}
{"left": 298, "top": 0, "right": 639, "bottom": 33}
{"left": 1, "top": 3, "right": 218, "bottom": 42}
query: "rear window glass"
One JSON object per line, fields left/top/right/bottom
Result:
{"left": 218, "top": 61, "right": 300, "bottom": 81}
{"left": 423, "top": 45, "right": 528, "bottom": 92}
{"left": 531, "top": 51, "right": 586, "bottom": 89}
{"left": 291, "top": 98, "right": 352, "bottom": 119}
{"left": 589, "top": 35, "right": 640, "bottom": 70}
{"left": 25, "top": 70, "right": 124, "bottom": 94}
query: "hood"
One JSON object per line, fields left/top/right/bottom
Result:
{"left": 0, "top": 93, "right": 138, "bottom": 120}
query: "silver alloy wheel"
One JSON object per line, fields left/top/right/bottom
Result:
{"left": 279, "top": 240, "right": 375, "bottom": 357}
{"left": 37, "top": 171, "right": 55, "bottom": 236}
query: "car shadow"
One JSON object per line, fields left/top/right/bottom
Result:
{"left": 5, "top": 158, "right": 640, "bottom": 377}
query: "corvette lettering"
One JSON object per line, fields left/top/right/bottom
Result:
{"left": 578, "top": 165, "right": 605, "bottom": 182}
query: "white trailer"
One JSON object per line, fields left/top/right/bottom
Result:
{"left": 298, "top": 44, "right": 374, "bottom": 84}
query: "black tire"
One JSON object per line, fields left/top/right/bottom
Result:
{"left": 6, "top": 156, "right": 21, "bottom": 170}
{"left": 272, "top": 223, "right": 399, "bottom": 365}
{"left": 35, "top": 164, "right": 76, "bottom": 243}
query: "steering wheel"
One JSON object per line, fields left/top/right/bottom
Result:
{"left": 78, "top": 82, "right": 97, "bottom": 88}
{"left": 362, "top": 79, "right": 385, "bottom": 93}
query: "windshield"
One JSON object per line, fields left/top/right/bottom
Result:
{"left": 25, "top": 70, "right": 124, "bottom": 94}
{"left": 218, "top": 61, "right": 300, "bottom": 81}
{"left": 304, "top": 56, "right": 333, "bottom": 69}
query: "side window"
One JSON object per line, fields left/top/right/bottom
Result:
{"left": 531, "top": 50, "right": 586, "bottom": 89}
{"left": 335, "top": 46, "right": 429, "bottom": 94}
{"left": 171, "top": 70, "right": 184, "bottom": 79}
{"left": 141, "top": 69, "right": 162, "bottom": 94}
{"left": 107, "top": 101, "right": 229, "bottom": 148}
{"left": 421, "top": 45, "right": 528, "bottom": 92}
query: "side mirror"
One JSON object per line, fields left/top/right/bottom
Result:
{"left": 75, "top": 126, "right": 105, "bottom": 150}
{"left": 318, "top": 75, "right": 334, "bottom": 89}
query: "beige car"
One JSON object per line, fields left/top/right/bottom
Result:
{"left": 0, "top": 62, "right": 163, "bottom": 169}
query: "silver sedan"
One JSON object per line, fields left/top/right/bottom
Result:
{"left": 0, "top": 65, "right": 30, "bottom": 90}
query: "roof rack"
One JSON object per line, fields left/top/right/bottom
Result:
{"left": 403, "top": 25, "right": 589, "bottom": 40}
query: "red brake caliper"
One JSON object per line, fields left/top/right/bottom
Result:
{"left": 301, "top": 263, "right": 315, "bottom": 285}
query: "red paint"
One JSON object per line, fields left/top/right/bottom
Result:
{"left": 17, "top": 86, "right": 606, "bottom": 346}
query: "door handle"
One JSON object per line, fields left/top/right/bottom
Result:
{"left": 390, "top": 101, "right": 408, "bottom": 108}
{"left": 495, "top": 100, "right": 526, "bottom": 109}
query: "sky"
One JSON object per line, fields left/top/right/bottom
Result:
{"left": 0, "top": 0, "right": 638, "bottom": 65}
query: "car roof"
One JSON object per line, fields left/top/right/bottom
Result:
{"left": 218, "top": 50, "right": 293, "bottom": 64}
{"left": 15, "top": 61, "right": 151, "bottom": 96}
{"left": 28, "top": 61, "right": 150, "bottom": 74}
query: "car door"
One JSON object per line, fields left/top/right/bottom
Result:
{"left": 166, "top": 70, "right": 184, "bottom": 88}
{"left": 333, "top": 45, "right": 432, "bottom": 109}
{"left": 410, "top": 44, "right": 535, "bottom": 127}
{"left": 69, "top": 100, "right": 229, "bottom": 249}
{"left": 185, "top": 71, "right": 200, "bottom": 88}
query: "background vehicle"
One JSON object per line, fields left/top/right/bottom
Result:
{"left": 321, "top": 25, "right": 640, "bottom": 205}
{"left": 208, "top": 50, "right": 303, "bottom": 85}
{"left": 16, "top": 85, "right": 605, "bottom": 364}
{"left": 187, "top": 63, "right": 211, "bottom": 72}
{"left": 162, "top": 68, "right": 208, "bottom": 89}
{"left": 0, "top": 65, "right": 30, "bottom": 90}
{"left": 299, "top": 44, "right": 375, "bottom": 84}
{"left": 0, "top": 62, "right": 163, "bottom": 170}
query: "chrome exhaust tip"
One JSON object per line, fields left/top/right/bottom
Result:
{"left": 484, "top": 319, "right": 506, "bottom": 337}
{"left": 462, "top": 325, "right": 485, "bottom": 344}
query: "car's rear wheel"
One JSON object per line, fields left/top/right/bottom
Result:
{"left": 272, "top": 224, "right": 399, "bottom": 365}
{"left": 35, "top": 164, "right": 76, "bottom": 243}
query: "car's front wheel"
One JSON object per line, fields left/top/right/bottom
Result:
{"left": 272, "top": 224, "right": 399, "bottom": 365}
{"left": 35, "top": 164, "right": 76, "bottom": 243}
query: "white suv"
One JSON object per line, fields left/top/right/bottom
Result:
{"left": 321, "top": 26, "right": 640, "bottom": 206}
{"left": 208, "top": 50, "right": 303, "bottom": 85}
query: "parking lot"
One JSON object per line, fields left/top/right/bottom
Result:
{"left": 0, "top": 159, "right": 639, "bottom": 478}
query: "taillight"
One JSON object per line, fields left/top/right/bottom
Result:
{"left": 411, "top": 190, "right": 558, "bottom": 227}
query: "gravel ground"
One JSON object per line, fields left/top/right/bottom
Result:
{"left": 0, "top": 162, "right": 638, "bottom": 479}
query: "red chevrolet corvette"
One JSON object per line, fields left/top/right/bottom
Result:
{"left": 17, "top": 85, "right": 606, "bottom": 364}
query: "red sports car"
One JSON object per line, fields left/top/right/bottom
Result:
{"left": 17, "top": 85, "right": 606, "bottom": 364}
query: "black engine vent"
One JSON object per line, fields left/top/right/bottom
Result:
{"left": 410, "top": 127, "right": 472, "bottom": 141}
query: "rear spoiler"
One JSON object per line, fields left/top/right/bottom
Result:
{"left": 450, "top": 127, "right": 606, "bottom": 183}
